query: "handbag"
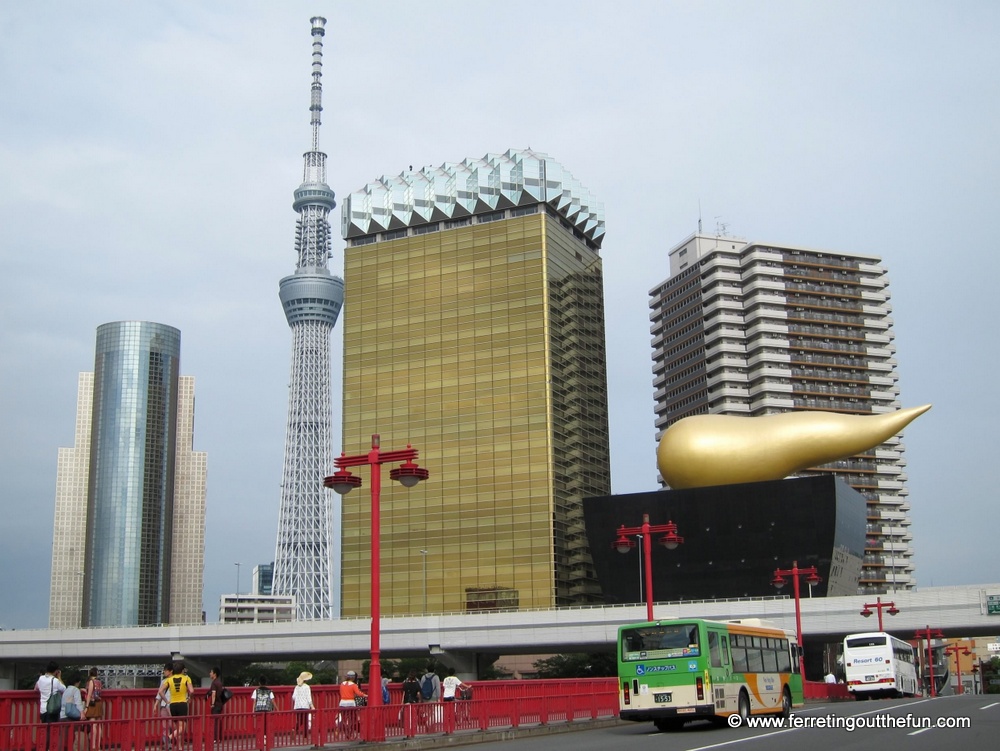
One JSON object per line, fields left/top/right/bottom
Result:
{"left": 354, "top": 695, "right": 367, "bottom": 707}
{"left": 45, "top": 679, "right": 62, "bottom": 716}
{"left": 65, "top": 702, "right": 81, "bottom": 720}
{"left": 221, "top": 687, "right": 233, "bottom": 704}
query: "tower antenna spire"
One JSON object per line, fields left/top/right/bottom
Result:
{"left": 308, "top": 16, "right": 325, "bottom": 154}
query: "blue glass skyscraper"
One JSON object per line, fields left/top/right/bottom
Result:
{"left": 50, "top": 321, "right": 206, "bottom": 628}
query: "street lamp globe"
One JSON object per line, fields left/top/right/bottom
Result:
{"left": 389, "top": 458, "right": 429, "bottom": 487}
{"left": 325, "top": 467, "right": 362, "bottom": 495}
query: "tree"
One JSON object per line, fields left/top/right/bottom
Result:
{"left": 533, "top": 652, "right": 616, "bottom": 679}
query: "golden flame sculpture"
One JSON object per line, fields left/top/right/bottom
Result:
{"left": 657, "top": 405, "right": 931, "bottom": 489}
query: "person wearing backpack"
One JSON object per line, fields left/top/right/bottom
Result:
{"left": 419, "top": 666, "right": 442, "bottom": 728}
{"left": 251, "top": 676, "right": 275, "bottom": 713}
{"left": 419, "top": 667, "right": 440, "bottom": 703}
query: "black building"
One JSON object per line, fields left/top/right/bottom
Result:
{"left": 583, "top": 475, "right": 865, "bottom": 604}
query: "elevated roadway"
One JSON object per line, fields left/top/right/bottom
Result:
{"left": 1, "top": 584, "right": 996, "bottom": 672}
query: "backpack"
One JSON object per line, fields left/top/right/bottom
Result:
{"left": 221, "top": 687, "right": 233, "bottom": 704}
{"left": 419, "top": 673, "right": 435, "bottom": 700}
{"left": 254, "top": 688, "right": 274, "bottom": 712}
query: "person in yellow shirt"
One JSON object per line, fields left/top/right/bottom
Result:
{"left": 164, "top": 661, "right": 194, "bottom": 747}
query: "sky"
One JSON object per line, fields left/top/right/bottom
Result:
{"left": 1, "top": 1, "right": 997, "bottom": 630}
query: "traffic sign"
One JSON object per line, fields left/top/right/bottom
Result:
{"left": 988, "top": 594, "right": 1000, "bottom": 615}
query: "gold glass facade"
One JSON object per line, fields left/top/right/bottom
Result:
{"left": 341, "top": 209, "right": 610, "bottom": 616}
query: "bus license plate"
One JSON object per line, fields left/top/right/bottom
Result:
{"left": 654, "top": 693, "right": 672, "bottom": 704}
{"left": 865, "top": 675, "right": 876, "bottom": 682}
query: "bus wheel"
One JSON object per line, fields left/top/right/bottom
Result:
{"left": 738, "top": 691, "right": 751, "bottom": 722}
{"left": 780, "top": 688, "right": 792, "bottom": 719}
{"left": 654, "top": 719, "right": 685, "bottom": 732}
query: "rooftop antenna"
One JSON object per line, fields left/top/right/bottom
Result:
{"left": 698, "top": 200, "right": 702, "bottom": 234}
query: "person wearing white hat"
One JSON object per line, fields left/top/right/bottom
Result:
{"left": 293, "top": 671, "right": 314, "bottom": 739}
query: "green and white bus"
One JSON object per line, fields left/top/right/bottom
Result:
{"left": 617, "top": 618, "right": 804, "bottom": 731}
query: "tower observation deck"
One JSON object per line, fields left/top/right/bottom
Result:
{"left": 273, "top": 16, "right": 344, "bottom": 620}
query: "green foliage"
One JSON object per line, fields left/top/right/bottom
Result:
{"left": 532, "top": 652, "right": 617, "bottom": 679}
{"left": 227, "top": 662, "right": 337, "bottom": 687}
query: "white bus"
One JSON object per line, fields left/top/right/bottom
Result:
{"left": 843, "top": 631, "right": 918, "bottom": 699}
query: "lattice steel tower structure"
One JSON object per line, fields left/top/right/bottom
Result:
{"left": 273, "top": 16, "right": 344, "bottom": 620}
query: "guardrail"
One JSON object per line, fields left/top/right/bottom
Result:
{"left": 0, "top": 679, "right": 620, "bottom": 749}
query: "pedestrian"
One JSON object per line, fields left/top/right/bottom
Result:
{"left": 36, "top": 662, "right": 66, "bottom": 724}
{"left": 251, "top": 676, "right": 275, "bottom": 713}
{"left": 83, "top": 667, "right": 104, "bottom": 750}
{"left": 419, "top": 666, "right": 440, "bottom": 702}
{"left": 35, "top": 662, "right": 65, "bottom": 751}
{"left": 441, "top": 668, "right": 469, "bottom": 701}
{"left": 292, "top": 672, "right": 314, "bottom": 739}
{"left": 164, "top": 661, "right": 193, "bottom": 748}
{"left": 208, "top": 668, "right": 226, "bottom": 741}
{"left": 337, "top": 671, "right": 365, "bottom": 708}
{"left": 401, "top": 671, "right": 421, "bottom": 705}
{"left": 251, "top": 676, "right": 275, "bottom": 750}
{"left": 419, "top": 665, "right": 441, "bottom": 727}
{"left": 59, "top": 673, "right": 85, "bottom": 751}
{"left": 337, "top": 671, "right": 365, "bottom": 738}
{"left": 155, "top": 663, "right": 174, "bottom": 750}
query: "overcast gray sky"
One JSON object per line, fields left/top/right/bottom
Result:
{"left": 2, "top": 1, "right": 997, "bottom": 630}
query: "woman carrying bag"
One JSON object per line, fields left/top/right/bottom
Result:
{"left": 84, "top": 667, "right": 104, "bottom": 750}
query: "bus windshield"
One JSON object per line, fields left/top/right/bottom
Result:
{"left": 621, "top": 623, "right": 700, "bottom": 661}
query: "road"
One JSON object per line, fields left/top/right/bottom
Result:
{"left": 470, "top": 695, "right": 1000, "bottom": 751}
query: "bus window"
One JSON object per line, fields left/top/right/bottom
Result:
{"left": 762, "top": 647, "right": 778, "bottom": 673}
{"left": 722, "top": 635, "right": 731, "bottom": 666}
{"left": 709, "top": 631, "right": 723, "bottom": 668}
{"left": 776, "top": 640, "right": 791, "bottom": 672}
{"left": 747, "top": 646, "right": 764, "bottom": 672}
{"left": 732, "top": 645, "right": 748, "bottom": 672}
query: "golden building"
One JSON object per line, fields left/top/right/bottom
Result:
{"left": 339, "top": 149, "right": 610, "bottom": 616}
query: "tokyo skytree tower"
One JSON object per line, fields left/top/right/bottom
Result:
{"left": 273, "top": 16, "right": 344, "bottom": 620}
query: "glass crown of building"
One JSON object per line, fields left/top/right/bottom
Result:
{"left": 341, "top": 148, "right": 605, "bottom": 246}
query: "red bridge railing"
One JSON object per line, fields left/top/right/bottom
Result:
{"left": 0, "top": 679, "right": 619, "bottom": 750}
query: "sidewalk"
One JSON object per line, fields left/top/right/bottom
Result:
{"left": 308, "top": 716, "right": 627, "bottom": 751}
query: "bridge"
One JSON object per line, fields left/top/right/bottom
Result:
{"left": 1, "top": 584, "right": 996, "bottom": 686}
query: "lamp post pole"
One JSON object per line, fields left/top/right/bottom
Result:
{"left": 860, "top": 595, "right": 899, "bottom": 632}
{"left": 612, "top": 514, "right": 684, "bottom": 622}
{"left": 325, "top": 434, "right": 429, "bottom": 740}
{"left": 944, "top": 642, "right": 972, "bottom": 695}
{"left": 235, "top": 562, "right": 242, "bottom": 596}
{"left": 914, "top": 626, "right": 945, "bottom": 697}
{"left": 771, "top": 561, "right": 822, "bottom": 679}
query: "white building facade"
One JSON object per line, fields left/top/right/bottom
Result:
{"left": 650, "top": 233, "right": 913, "bottom": 593}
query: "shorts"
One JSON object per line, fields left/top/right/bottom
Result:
{"left": 169, "top": 703, "right": 189, "bottom": 717}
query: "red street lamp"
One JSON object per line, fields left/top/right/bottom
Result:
{"left": 860, "top": 596, "right": 900, "bottom": 632}
{"left": 943, "top": 642, "right": 972, "bottom": 695}
{"left": 771, "top": 561, "right": 822, "bottom": 678}
{"left": 324, "top": 434, "right": 428, "bottom": 740}
{"left": 914, "top": 626, "right": 945, "bottom": 697}
{"left": 612, "top": 514, "right": 684, "bottom": 622}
